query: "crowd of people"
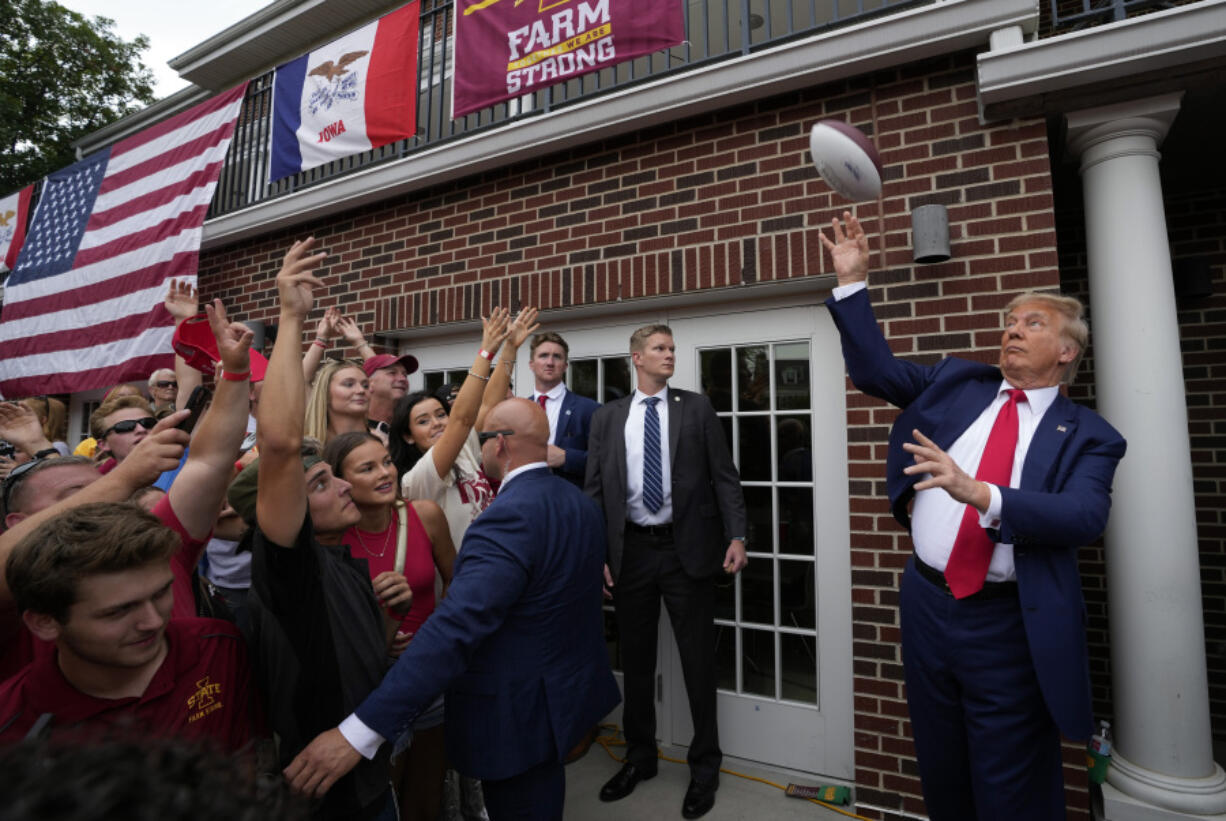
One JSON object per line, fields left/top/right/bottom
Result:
{"left": 0, "top": 214, "right": 1124, "bottom": 821}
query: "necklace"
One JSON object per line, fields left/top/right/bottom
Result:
{"left": 353, "top": 509, "right": 395, "bottom": 558}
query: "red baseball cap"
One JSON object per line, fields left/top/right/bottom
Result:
{"left": 172, "top": 313, "right": 269, "bottom": 382}
{"left": 362, "top": 353, "right": 419, "bottom": 378}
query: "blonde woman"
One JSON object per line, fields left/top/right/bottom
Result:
{"left": 304, "top": 358, "right": 370, "bottom": 444}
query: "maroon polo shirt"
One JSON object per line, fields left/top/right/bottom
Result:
{"left": 0, "top": 494, "right": 209, "bottom": 682}
{"left": 0, "top": 618, "right": 258, "bottom": 752}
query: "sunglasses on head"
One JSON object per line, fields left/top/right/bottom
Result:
{"left": 478, "top": 429, "right": 514, "bottom": 445}
{"left": 102, "top": 417, "right": 157, "bottom": 438}
{"left": 153, "top": 380, "right": 177, "bottom": 389}
{"left": 2, "top": 458, "right": 43, "bottom": 512}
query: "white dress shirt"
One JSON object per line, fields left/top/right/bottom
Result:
{"left": 624, "top": 386, "right": 673, "bottom": 526}
{"left": 533, "top": 382, "right": 567, "bottom": 445}
{"left": 833, "top": 280, "right": 1058, "bottom": 581}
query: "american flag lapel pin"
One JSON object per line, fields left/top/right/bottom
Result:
{"left": 1056, "top": 425, "right": 1067, "bottom": 433}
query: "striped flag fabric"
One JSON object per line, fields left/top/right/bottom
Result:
{"left": 0, "top": 184, "right": 33, "bottom": 272}
{"left": 0, "top": 83, "right": 248, "bottom": 399}
{"left": 268, "top": 0, "right": 420, "bottom": 183}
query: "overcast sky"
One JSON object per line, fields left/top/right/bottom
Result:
{"left": 56, "top": 0, "right": 257, "bottom": 98}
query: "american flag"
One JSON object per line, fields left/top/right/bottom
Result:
{"left": 0, "top": 83, "right": 248, "bottom": 398}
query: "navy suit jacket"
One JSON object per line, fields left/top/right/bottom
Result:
{"left": 354, "top": 467, "right": 620, "bottom": 779}
{"left": 552, "top": 389, "right": 599, "bottom": 486}
{"left": 827, "top": 288, "right": 1125, "bottom": 740}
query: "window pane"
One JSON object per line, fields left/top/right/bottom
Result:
{"left": 570, "top": 359, "right": 598, "bottom": 401}
{"left": 779, "top": 486, "right": 814, "bottom": 555}
{"left": 740, "top": 558, "right": 774, "bottom": 626}
{"left": 780, "top": 633, "right": 817, "bottom": 703}
{"left": 715, "top": 625, "right": 737, "bottom": 691}
{"left": 779, "top": 560, "right": 815, "bottom": 629}
{"left": 743, "top": 486, "right": 773, "bottom": 552}
{"left": 715, "top": 573, "right": 735, "bottom": 621}
{"left": 776, "top": 415, "right": 812, "bottom": 482}
{"left": 700, "top": 348, "right": 733, "bottom": 412}
{"left": 774, "top": 342, "right": 810, "bottom": 410}
{"left": 603, "top": 356, "right": 632, "bottom": 402}
{"left": 742, "top": 628, "right": 776, "bottom": 697}
{"left": 735, "top": 345, "right": 770, "bottom": 411}
{"left": 737, "top": 415, "right": 771, "bottom": 481}
{"left": 423, "top": 371, "right": 444, "bottom": 392}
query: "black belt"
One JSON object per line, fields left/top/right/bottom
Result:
{"left": 912, "top": 554, "right": 1018, "bottom": 600}
{"left": 625, "top": 521, "right": 673, "bottom": 540}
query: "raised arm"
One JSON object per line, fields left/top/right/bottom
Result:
{"left": 164, "top": 279, "right": 203, "bottom": 410}
{"left": 257, "top": 238, "right": 328, "bottom": 546}
{"left": 478, "top": 306, "right": 538, "bottom": 430}
{"left": 426, "top": 308, "right": 511, "bottom": 481}
{"left": 0, "top": 402, "right": 56, "bottom": 459}
{"left": 337, "top": 314, "right": 377, "bottom": 361}
{"left": 0, "top": 414, "right": 189, "bottom": 603}
{"left": 165, "top": 299, "right": 255, "bottom": 539}
{"left": 302, "top": 306, "right": 341, "bottom": 385}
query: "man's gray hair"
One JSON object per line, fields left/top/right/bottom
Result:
{"left": 1003, "top": 292, "right": 1089, "bottom": 384}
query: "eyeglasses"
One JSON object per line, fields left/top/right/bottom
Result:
{"left": 153, "top": 380, "right": 177, "bottom": 390}
{"left": 477, "top": 429, "right": 514, "bottom": 445}
{"left": 101, "top": 417, "right": 157, "bottom": 438}
{"left": 2, "top": 458, "right": 43, "bottom": 512}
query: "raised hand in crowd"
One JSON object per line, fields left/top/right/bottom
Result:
{"left": 0, "top": 402, "right": 55, "bottom": 459}
{"left": 337, "top": 315, "right": 375, "bottom": 360}
{"left": 164, "top": 278, "right": 203, "bottom": 409}
{"left": 303, "top": 305, "right": 341, "bottom": 384}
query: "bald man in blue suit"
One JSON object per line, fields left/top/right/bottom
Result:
{"left": 285, "top": 398, "right": 620, "bottom": 821}
{"left": 820, "top": 213, "right": 1125, "bottom": 820}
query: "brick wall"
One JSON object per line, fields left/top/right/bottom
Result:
{"left": 198, "top": 51, "right": 1093, "bottom": 819}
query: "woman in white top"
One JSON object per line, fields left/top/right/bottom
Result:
{"left": 390, "top": 307, "right": 537, "bottom": 552}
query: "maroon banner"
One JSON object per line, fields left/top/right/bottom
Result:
{"left": 452, "top": 0, "right": 683, "bottom": 119}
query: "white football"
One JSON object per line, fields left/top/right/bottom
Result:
{"left": 809, "top": 120, "right": 884, "bottom": 202}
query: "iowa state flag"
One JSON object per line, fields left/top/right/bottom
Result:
{"left": 0, "top": 184, "right": 33, "bottom": 273}
{"left": 269, "top": 1, "right": 420, "bottom": 182}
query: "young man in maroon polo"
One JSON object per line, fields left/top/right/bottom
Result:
{"left": 0, "top": 503, "right": 257, "bottom": 751}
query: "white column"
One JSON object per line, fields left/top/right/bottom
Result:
{"left": 1067, "top": 94, "right": 1226, "bottom": 819}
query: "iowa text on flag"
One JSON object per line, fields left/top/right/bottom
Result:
{"left": 269, "top": 1, "right": 421, "bottom": 183}
{"left": 453, "top": 0, "right": 683, "bottom": 119}
{"left": 0, "top": 83, "right": 248, "bottom": 399}
{"left": 0, "top": 184, "right": 33, "bottom": 273}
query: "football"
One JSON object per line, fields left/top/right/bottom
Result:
{"left": 808, "top": 120, "right": 883, "bottom": 202}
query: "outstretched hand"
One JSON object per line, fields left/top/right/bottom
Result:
{"left": 276, "top": 238, "right": 328, "bottom": 319}
{"left": 902, "top": 429, "right": 991, "bottom": 512}
{"left": 205, "top": 299, "right": 254, "bottom": 374}
{"left": 817, "top": 211, "right": 871, "bottom": 287}
{"left": 284, "top": 728, "right": 363, "bottom": 799}
{"left": 0, "top": 402, "right": 46, "bottom": 452}
{"left": 115, "top": 412, "right": 192, "bottom": 486}
{"left": 164, "top": 279, "right": 199, "bottom": 324}
{"left": 336, "top": 315, "right": 368, "bottom": 348}
{"left": 508, "top": 306, "right": 540, "bottom": 348}
{"left": 315, "top": 306, "right": 341, "bottom": 341}
{"left": 480, "top": 307, "right": 512, "bottom": 354}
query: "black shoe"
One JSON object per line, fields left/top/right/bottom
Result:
{"left": 681, "top": 776, "right": 719, "bottom": 819}
{"left": 599, "top": 762, "right": 657, "bottom": 802}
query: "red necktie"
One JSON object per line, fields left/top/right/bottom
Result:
{"left": 944, "top": 389, "right": 1027, "bottom": 598}
{"left": 536, "top": 394, "right": 548, "bottom": 411}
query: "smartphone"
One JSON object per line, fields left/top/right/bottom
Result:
{"left": 177, "top": 385, "right": 211, "bottom": 435}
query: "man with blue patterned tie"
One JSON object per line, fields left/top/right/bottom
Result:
{"left": 585, "top": 324, "right": 748, "bottom": 820}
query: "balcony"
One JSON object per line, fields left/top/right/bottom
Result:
{"left": 207, "top": 0, "right": 932, "bottom": 221}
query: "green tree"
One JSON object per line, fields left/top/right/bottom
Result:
{"left": 0, "top": 0, "right": 156, "bottom": 194}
